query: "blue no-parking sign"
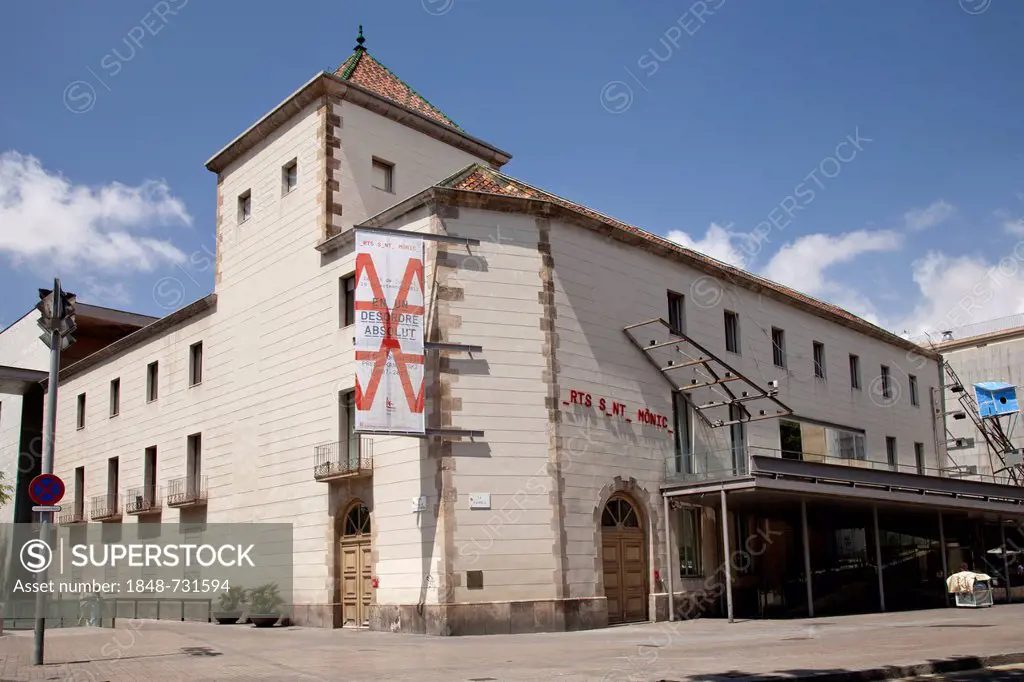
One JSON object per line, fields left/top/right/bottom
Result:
{"left": 28, "top": 473, "right": 65, "bottom": 506}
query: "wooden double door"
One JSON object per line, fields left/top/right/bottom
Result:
{"left": 601, "top": 496, "right": 648, "bottom": 624}
{"left": 339, "top": 503, "right": 373, "bottom": 627}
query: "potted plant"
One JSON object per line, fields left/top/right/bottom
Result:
{"left": 246, "top": 583, "right": 284, "bottom": 627}
{"left": 213, "top": 585, "right": 248, "bottom": 624}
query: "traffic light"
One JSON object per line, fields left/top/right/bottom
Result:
{"left": 37, "top": 279, "right": 77, "bottom": 351}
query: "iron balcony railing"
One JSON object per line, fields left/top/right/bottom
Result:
{"left": 667, "top": 446, "right": 1018, "bottom": 486}
{"left": 314, "top": 437, "right": 373, "bottom": 481}
{"left": 57, "top": 508, "right": 85, "bottom": 525}
{"left": 166, "top": 476, "right": 208, "bottom": 508}
{"left": 90, "top": 493, "right": 121, "bottom": 521}
{"left": 125, "top": 486, "right": 163, "bottom": 515}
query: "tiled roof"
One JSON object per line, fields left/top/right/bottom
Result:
{"left": 438, "top": 164, "right": 919, "bottom": 350}
{"left": 335, "top": 43, "right": 460, "bottom": 130}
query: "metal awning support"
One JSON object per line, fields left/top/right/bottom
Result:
{"left": 1001, "top": 519, "right": 1012, "bottom": 603}
{"left": 425, "top": 342, "right": 483, "bottom": 354}
{"left": 939, "top": 511, "right": 949, "bottom": 605}
{"left": 720, "top": 490, "right": 734, "bottom": 623}
{"left": 353, "top": 225, "right": 481, "bottom": 246}
{"left": 623, "top": 318, "right": 792, "bottom": 429}
{"left": 801, "top": 499, "right": 814, "bottom": 617}
{"left": 357, "top": 428, "right": 485, "bottom": 439}
{"left": 664, "top": 495, "right": 674, "bottom": 622}
{"left": 426, "top": 428, "right": 485, "bottom": 438}
{"left": 873, "top": 505, "right": 886, "bottom": 612}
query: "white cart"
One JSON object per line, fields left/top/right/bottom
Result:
{"left": 948, "top": 571, "right": 994, "bottom": 608}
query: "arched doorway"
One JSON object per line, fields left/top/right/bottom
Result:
{"left": 339, "top": 502, "right": 373, "bottom": 627}
{"left": 601, "top": 495, "right": 648, "bottom": 624}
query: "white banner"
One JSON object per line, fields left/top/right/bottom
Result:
{"left": 354, "top": 231, "right": 425, "bottom": 433}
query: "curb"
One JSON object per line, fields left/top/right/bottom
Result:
{"left": 660, "top": 652, "right": 1024, "bottom": 682}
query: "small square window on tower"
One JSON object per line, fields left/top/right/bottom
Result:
{"left": 372, "top": 158, "right": 394, "bottom": 193}
{"left": 282, "top": 160, "right": 298, "bottom": 194}
{"left": 238, "top": 190, "right": 251, "bottom": 223}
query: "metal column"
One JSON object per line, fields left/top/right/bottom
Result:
{"left": 801, "top": 499, "right": 814, "bottom": 617}
{"left": 664, "top": 495, "right": 675, "bottom": 621}
{"left": 873, "top": 505, "right": 886, "bottom": 612}
{"left": 720, "top": 489, "right": 734, "bottom": 623}
{"left": 1000, "top": 519, "right": 1012, "bottom": 603}
{"left": 33, "top": 283, "right": 63, "bottom": 666}
{"left": 938, "top": 511, "right": 949, "bottom": 605}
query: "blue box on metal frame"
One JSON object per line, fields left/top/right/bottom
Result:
{"left": 974, "top": 381, "right": 1019, "bottom": 418}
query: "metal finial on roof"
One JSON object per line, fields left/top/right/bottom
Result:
{"left": 355, "top": 25, "right": 366, "bottom": 51}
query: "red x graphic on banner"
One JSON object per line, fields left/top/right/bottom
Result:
{"left": 354, "top": 252, "right": 425, "bottom": 414}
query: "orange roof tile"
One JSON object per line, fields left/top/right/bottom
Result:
{"left": 336, "top": 28, "right": 459, "bottom": 130}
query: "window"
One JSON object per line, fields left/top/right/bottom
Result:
{"left": 146, "top": 361, "right": 159, "bottom": 402}
{"left": 144, "top": 446, "right": 158, "bottom": 504}
{"left": 909, "top": 374, "right": 919, "bottom": 407}
{"left": 886, "top": 436, "right": 897, "bottom": 468}
{"left": 679, "top": 507, "right": 703, "bottom": 577}
{"left": 724, "top": 310, "right": 740, "bottom": 354}
{"left": 109, "top": 378, "right": 120, "bottom": 417}
{"left": 340, "top": 390, "right": 359, "bottom": 465}
{"left": 835, "top": 430, "right": 866, "bottom": 460}
{"left": 780, "top": 420, "right": 802, "bottom": 460}
{"left": 76, "top": 393, "right": 86, "bottom": 429}
{"left": 189, "top": 341, "right": 203, "bottom": 386}
{"left": 881, "top": 365, "right": 892, "bottom": 399}
{"left": 107, "top": 456, "right": 119, "bottom": 505}
{"left": 771, "top": 328, "right": 786, "bottom": 368}
{"left": 667, "top": 291, "right": 685, "bottom": 333}
{"left": 813, "top": 341, "right": 826, "bottom": 379}
{"left": 282, "top": 159, "right": 298, "bottom": 194}
{"left": 849, "top": 354, "right": 861, "bottom": 390}
{"left": 341, "top": 275, "right": 356, "bottom": 327}
{"left": 238, "top": 190, "right": 251, "bottom": 223}
{"left": 672, "top": 392, "right": 691, "bottom": 474}
{"left": 730, "top": 404, "right": 746, "bottom": 474}
{"left": 372, "top": 158, "right": 394, "bottom": 192}
{"left": 74, "top": 466, "right": 85, "bottom": 518}
{"left": 187, "top": 433, "right": 202, "bottom": 494}
{"left": 914, "top": 442, "right": 925, "bottom": 474}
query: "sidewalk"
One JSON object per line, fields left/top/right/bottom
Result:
{"left": 2, "top": 604, "right": 1024, "bottom": 682}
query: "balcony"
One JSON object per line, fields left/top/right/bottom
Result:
{"left": 57, "top": 508, "right": 85, "bottom": 525}
{"left": 314, "top": 438, "right": 373, "bottom": 481}
{"left": 90, "top": 493, "right": 121, "bottom": 522}
{"left": 126, "top": 486, "right": 163, "bottom": 515}
{"left": 667, "top": 446, "right": 1014, "bottom": 486}
{"left": 166, "top": 476, "right": 208, "bottom": 508}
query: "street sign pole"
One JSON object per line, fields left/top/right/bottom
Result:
{"left": 33, "top": 279, "right": 63, "bottom": 666}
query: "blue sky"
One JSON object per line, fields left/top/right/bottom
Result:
{"left": 1, "top": 0, "right": 1023, "bottom": 337}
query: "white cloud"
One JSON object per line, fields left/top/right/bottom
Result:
{"left": 1004, "top": 218, "right": 1024, "bottom": 236}
{"left": 903, "top": 200, "right": 955, "bottom": 232}
{"left": 0, "top": 151, "right": 190, "bottom": 272}
{"left": 76, "top": 277, "right": 133, "bottom": 308}
{"left": 761, "top": 230, "right": 902, "bottom": 297}
{"left": 665, "top": 222, "right": 748, "bottom": 268}
{"left": 895, "top": 250, "right": 1024, "bottom": 338}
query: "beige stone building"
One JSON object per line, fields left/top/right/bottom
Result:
{"left": 37, "top": 33, "right": 1024, "bottom": 634}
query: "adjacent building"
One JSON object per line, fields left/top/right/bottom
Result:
{"left": 932, "top": 314, "right": 1024, "bottom": 481}
{"left": 31, "top": 32, "right": 1024, "bottom": 634}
